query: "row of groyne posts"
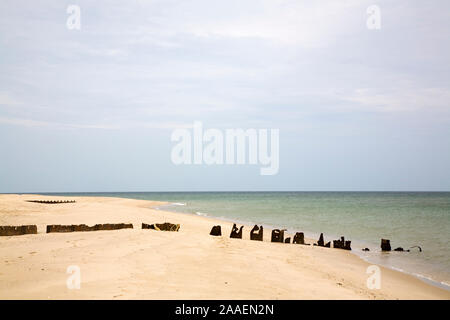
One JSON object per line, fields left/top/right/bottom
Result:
{"left": 1, "top": 199, "right": 419, "bottom": 252}
{"left": 0, "top": 223, "right": 180, "bottom": 236}
{"left": 210, "top": 224, "right": 352, "bottom": 250}
{"left": 0, "top": 199, "right": 182, "bottom": 236}
{"left": 210, "top": 224, "right": 421, "bottom": 253}
{"left": 0, "top": 223, "right": 418, "bottom": 252}
{"left": 0, "top": 222, "right": 417, "bottom": 252}
{"left": 26, "top": 200, "right": 76, "bottom": 204}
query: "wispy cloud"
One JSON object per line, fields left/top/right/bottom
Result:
{"left": 345, "top": 88, "right": 450, "bottom": 113}
{"left": 0, "top": 92, "right": 21, "bottom": 106}
{"left": 0, "top": 0, "right": 449, "bottom": 131}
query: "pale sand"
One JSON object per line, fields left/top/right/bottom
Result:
{"left": 0, "top": 194, "right": 449, "bottom": 300}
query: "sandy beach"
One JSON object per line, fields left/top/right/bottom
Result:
{"left": 0, "top": 194, "right": 449, "bottom": 300}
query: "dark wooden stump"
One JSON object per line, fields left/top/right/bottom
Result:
{"left": 381, "top": 239, "right": 391, "bottom": 251}
{"left": 271, "top": 229, "right": 284, "bottom": 243}
{"left": 292, "top": 232, "right": 305, "bottom": 244}
{"left": 250, "top": 225, "right": 263, "bottom": 241}
{"left": 333, "top": 236, "right": 351, "bottom": 250}
{"left": 210, "top": 225, "right": 222, "bottom": 236}
{"left": 317, "top": 233, "right": 325, "bottom": 246}
{"left": 230, "top": 224, "right": 243, "bottom": 239}
{"left": 344, "top": 241, "right": 352, "bottom": 250}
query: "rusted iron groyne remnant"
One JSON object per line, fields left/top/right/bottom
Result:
{"left": 47, "top": 223, "right": 133, "bottom": 233}
{"left": 0, "top": 225, "right": 37, "bottom": 236}
{"left": 142, "top": 222, "right": 180, "bottom": 232}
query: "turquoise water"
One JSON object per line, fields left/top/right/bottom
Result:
{"left": 48, "top": 192, "right": 450, "bottom": 289}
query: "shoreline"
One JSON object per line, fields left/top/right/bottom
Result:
{"left": 156, "top": 202, "right": 450, "bottom": 292}
{"left": 1, "top": 194, "right": 449, "bottom": 299}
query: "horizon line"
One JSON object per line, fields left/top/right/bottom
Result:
{"left": 2, "top": 190, "right": 450, "bottom": 194}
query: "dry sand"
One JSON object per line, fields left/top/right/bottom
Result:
{"left": 0, "top": 194, "right": 449, "bottom": 300}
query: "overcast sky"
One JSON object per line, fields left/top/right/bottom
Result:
{"left": 1, "top": 0, "right": 449, "bottom": 192}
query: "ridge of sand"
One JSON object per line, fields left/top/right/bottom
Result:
{"left": 0, "top": 194, "right": 449, "bottom": 300}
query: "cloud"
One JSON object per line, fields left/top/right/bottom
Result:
{"left": 178, "top": 0, "right": 363, "bottom": 47}
{"left": 0, "top": 0, "right": 449, "bottom": 131}
{"left": 345, "top": 88, "right": 450, "bottom": 113}
{"left": 0, "top": 115, "right": 193, "bottom": 130}
{"left": 0, "top": 92, "right": 21, "bottom": 106}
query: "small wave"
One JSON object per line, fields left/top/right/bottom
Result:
{"left": 195, "top": 212, "right": 208, "bottom": 217}
{"left": 171, "top": 202, "right": 186, "bottom": 206}
{"left": 390, "top": 266, "right": 405, "bottom": 273}
{"left": 413, "top": 273, "right": 439, "bottom": 284}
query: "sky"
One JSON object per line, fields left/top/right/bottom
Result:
{"left": 0, "top": 0, "right": 449, "bottom": 192}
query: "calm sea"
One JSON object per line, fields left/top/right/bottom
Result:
{"left": 47, "top": 191, "right": 450, "bottom": 290}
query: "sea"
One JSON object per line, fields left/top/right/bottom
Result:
{"left": 47, "top": 191, "right": 450, "bottom": 290}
